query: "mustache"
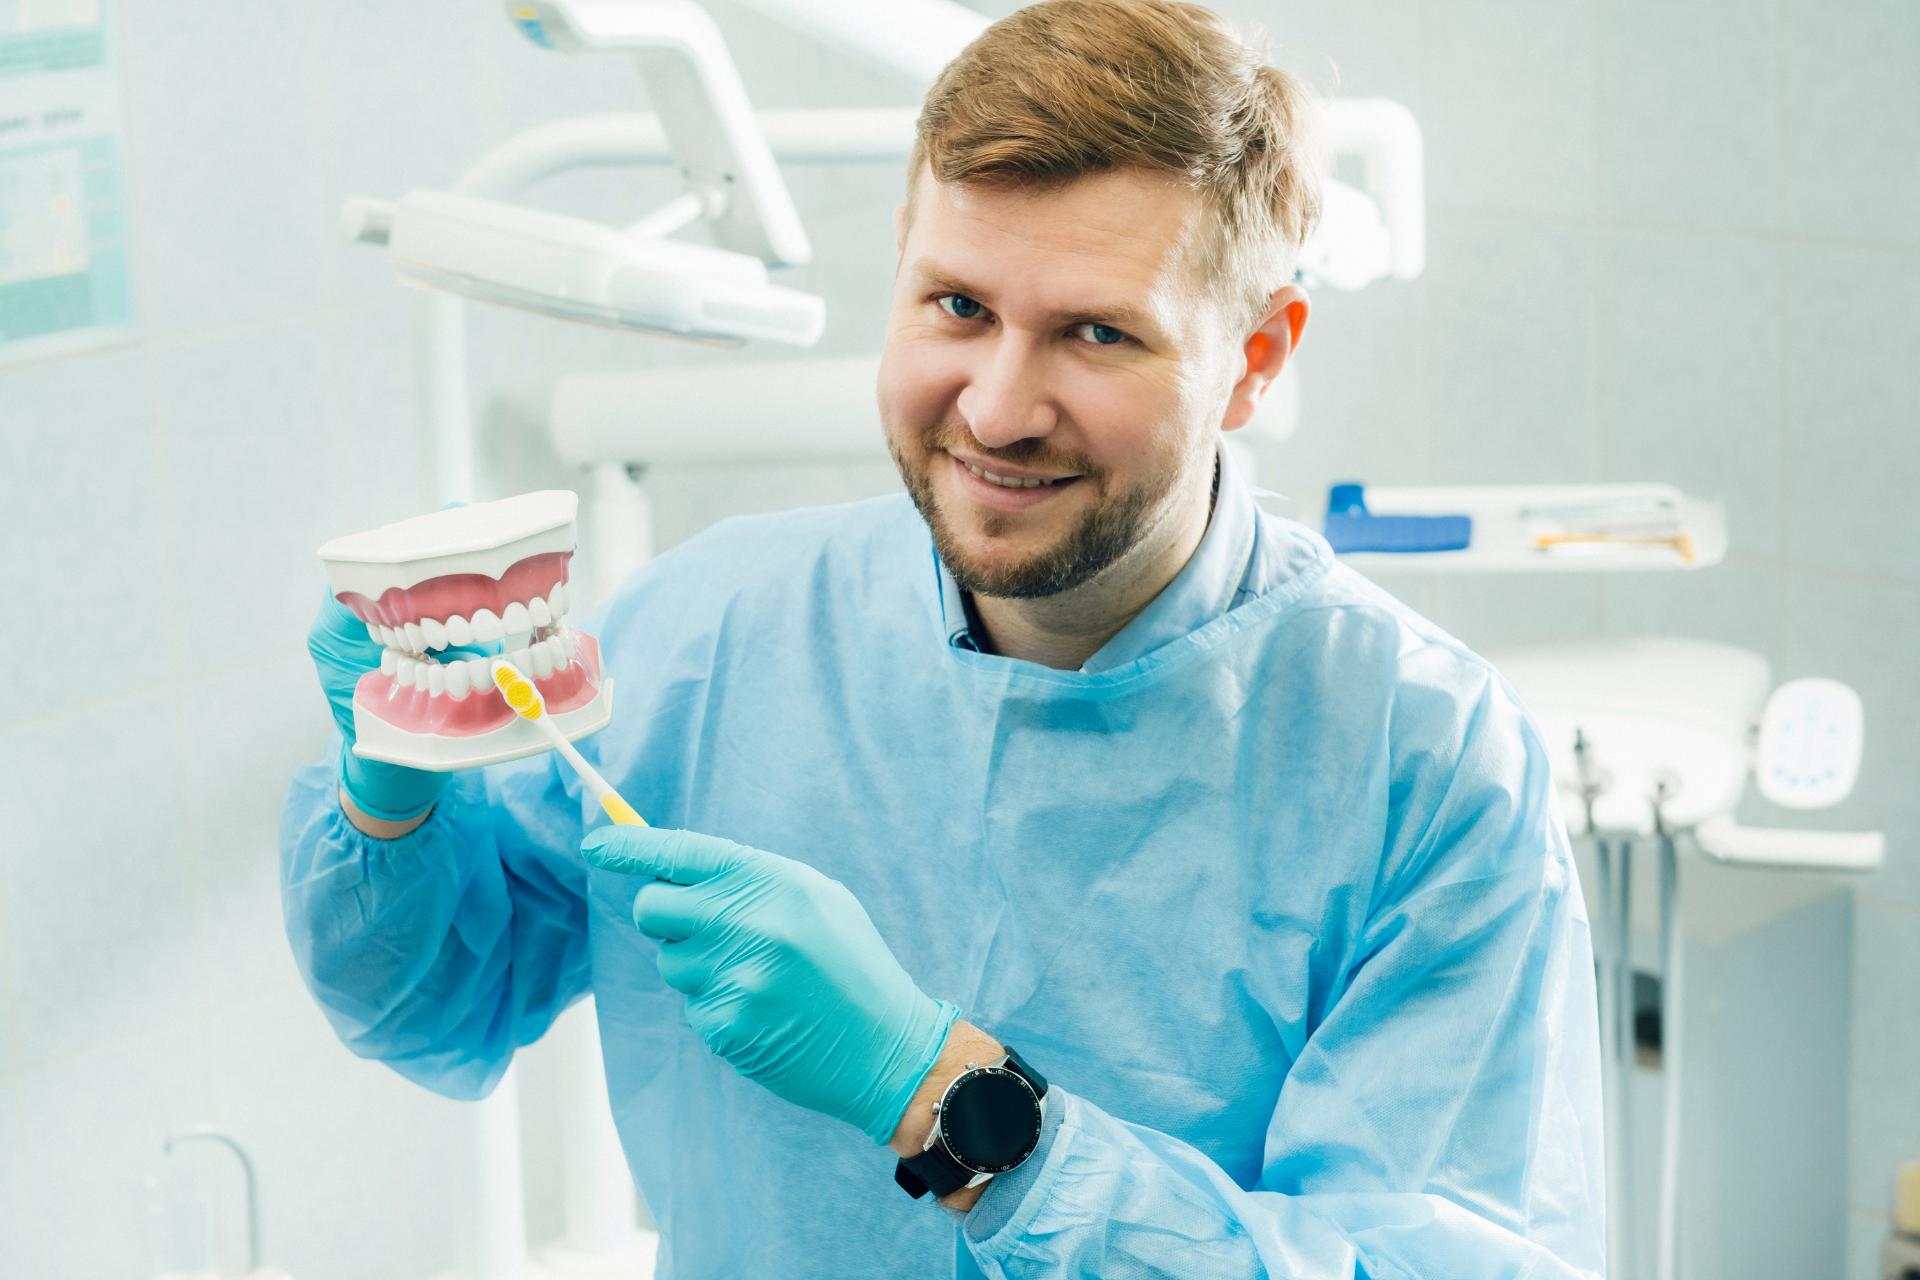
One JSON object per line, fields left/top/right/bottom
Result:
{"left": 922, "top": 422, "right": 1102, "bottom": 478}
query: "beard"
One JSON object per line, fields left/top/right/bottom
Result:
{"left": 887, "top": 423, "right": 1178, "bottom": 599}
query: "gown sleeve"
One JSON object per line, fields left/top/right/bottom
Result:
{"left": 960, "top": 671, "right": 1607, "bottom": 1280}
{"left": 277, "top": 732, "right": 595, "bottom": 1100}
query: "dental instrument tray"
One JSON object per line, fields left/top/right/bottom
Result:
{"left": 317, "top": 490, "right": 615, "bottom": 771}
{"left": 1320, "top": 482, "right": 1726, "bottom": 573}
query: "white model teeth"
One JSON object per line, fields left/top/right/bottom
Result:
{"left": 363, "top": 582, "right": 574, "bottom": 653}
{"left": 386, "top": 635, "right": 574, "bottom": 695}
{"left": 965, "top": 462, "right": 1059, "bottom": 489}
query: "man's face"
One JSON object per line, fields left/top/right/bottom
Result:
{"left": 877, "top": 166, "right": 1236, "bottom": 599}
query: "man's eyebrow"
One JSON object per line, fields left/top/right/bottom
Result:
{"left": 908, "top": 259, "right": 1161, "bottom": 334}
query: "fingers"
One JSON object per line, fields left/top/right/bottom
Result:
{"left": 581, "top": 825, "right": 751, "bottom": 885}
{"left": 630, "top": 879, "right": 705, "bottom": 942}
{"left": 653, "top": 938, "right": 707, "bottom": 995}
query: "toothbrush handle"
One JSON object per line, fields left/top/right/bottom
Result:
{"left": 600, "top": 792, "right": 647, "bottom": 826}
{"left": 549, "top": 724, "right": 648, "bottom": 826}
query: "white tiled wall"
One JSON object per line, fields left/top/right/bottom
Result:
{"left": 1, "top": 1, "right": 1912, "bottom": 1276}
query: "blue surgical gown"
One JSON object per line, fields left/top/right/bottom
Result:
{"left": 281, "top": 443, "right": 1605, "bottom": 1279}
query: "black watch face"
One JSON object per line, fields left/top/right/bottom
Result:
{"left": 941, "top": 1069, "right": 1042, "bottom": 1174}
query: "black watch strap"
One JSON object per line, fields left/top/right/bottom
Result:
{"left": 894, "top": 1047, "right": 1048, "bottom": 1201}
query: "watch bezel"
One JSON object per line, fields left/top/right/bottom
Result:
{"left": 933, "top": 1063, "right": 1044, "bottom": 1175}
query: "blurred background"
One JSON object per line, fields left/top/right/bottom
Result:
{"left": 1, "top": 1, "right": 1915, "bottom": 1277}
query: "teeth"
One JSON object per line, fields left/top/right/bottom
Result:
{"left": 502, "top": 601, "right": 532, "bottom": 634}
{"left": 528, "top": 595, "right": 552, "bottom": 627}
{"left": 421, "top": 617, "right": 449, "bottom": 651}
{"left": 548, "top": 581, "right": 568, "bottom": 617}
{"left": 446, "top": 613, "right": 474, "bottom": 647}
{"left": 530, "top": 639, "right": 554, "bottom": 679}
{"left": 403, "top": 621, "right": 424, "bottom": 651}
{"left": 427, "top": 663, "right": 446, "bottom": 696}
{"left": 964, "top": 461, "right": 1057, "bottom": 489}
{"left": 466, "top": 656, "right": 490, "bottom": 689}
{"left": 380, "top": 650, "right": 397, "bottom": 676}
{"left": 471, "top": 608, "right": 504, "bottom": 643}
{"left": 443, "top": 658, "right": 471, "bottom": 699}
{"left": 397, "top": 656, "right": 418, "bottom": 689}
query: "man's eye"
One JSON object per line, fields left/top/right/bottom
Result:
{"left": 937, "top": 294, "right": 985, "bottom": 320}
{"left": 1072, "top": 322, "right": 1128, "bottom": 347}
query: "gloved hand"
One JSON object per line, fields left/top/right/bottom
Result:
{"left": 582, "top": 825, "right": 960, "bottom": 1144}
{"left": 306, "top": 588, "right": 491, "bottom": 823}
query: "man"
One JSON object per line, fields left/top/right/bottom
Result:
{"left": 284, "top": 2, "right": 1605, "bottom": 1275}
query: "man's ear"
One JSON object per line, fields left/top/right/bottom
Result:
{"left": 1220, "top": 285, "right": 1310, "bottom": 434}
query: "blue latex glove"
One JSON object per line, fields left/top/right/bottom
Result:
{"left": 582, "top": 825, "right": 960, "bottom": 1144}
{"left": 305, "top": 588, "right": 492, "bottom": 822}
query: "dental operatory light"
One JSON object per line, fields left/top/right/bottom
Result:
{"left": 341, "top": 0, "right": 825, "bottom": 347}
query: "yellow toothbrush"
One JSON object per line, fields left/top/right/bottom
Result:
{"left": 490, "top": 658, "right": 646, "bottom": 827}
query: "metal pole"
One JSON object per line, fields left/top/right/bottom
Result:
{"left": 1655, "top": 791, "right": 1685, "bottom": 1280}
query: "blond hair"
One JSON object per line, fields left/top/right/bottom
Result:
{"left": 907, "top": 0, "right": 1323, "bottom": 337}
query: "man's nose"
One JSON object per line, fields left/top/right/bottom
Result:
{"left": 955, "top": 338, "right": 1059, "bottom": 448}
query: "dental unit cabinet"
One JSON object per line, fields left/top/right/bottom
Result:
{"left": 1478, "top": 637, "right": 1882, "bottom": 1280}
{"left": 318, "top": 491, "right": 614, "bottom": 773}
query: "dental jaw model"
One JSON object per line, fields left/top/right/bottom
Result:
{"left": 317, "top": 490, "right": 614, "bottom": 770}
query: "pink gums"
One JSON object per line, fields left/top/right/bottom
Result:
{"left": 352, "top": 632, "right": 604, "bottom": 737}
{"left": 336, "top": 551, "right": 573, "bottom": 628}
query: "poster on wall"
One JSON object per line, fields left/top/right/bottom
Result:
{"left": 0, "top": 0, "right": 134, "bottom": 366}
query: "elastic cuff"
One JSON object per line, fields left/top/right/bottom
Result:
{"left": 338, "top": 741, "right": 447, "bottom": 824}
{"left": 964, "top": 1086, "right": 1066, "bottom": 1239}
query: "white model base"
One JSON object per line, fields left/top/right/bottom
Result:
{"left": 353, "top": 679, "right": 616, "bottom": 771}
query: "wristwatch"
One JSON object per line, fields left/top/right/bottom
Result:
{"left": 893, "top": 1047, "right": 1048, "bottom": 1201}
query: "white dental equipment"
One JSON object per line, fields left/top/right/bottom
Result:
{"left": 354, "top": 189, "right": 823, "bottom": 346}
{"left": 317, "top": 491, "right": 614, "bottom": 772}
{"left": 1331, "top": 483, "right": 1729, "bottom": 572}
{"left": 1487, "top": 637, "right": 1884, "bottom": 1280}
{"left": 341, "top": 0, "right": 826, "bottom": 349}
